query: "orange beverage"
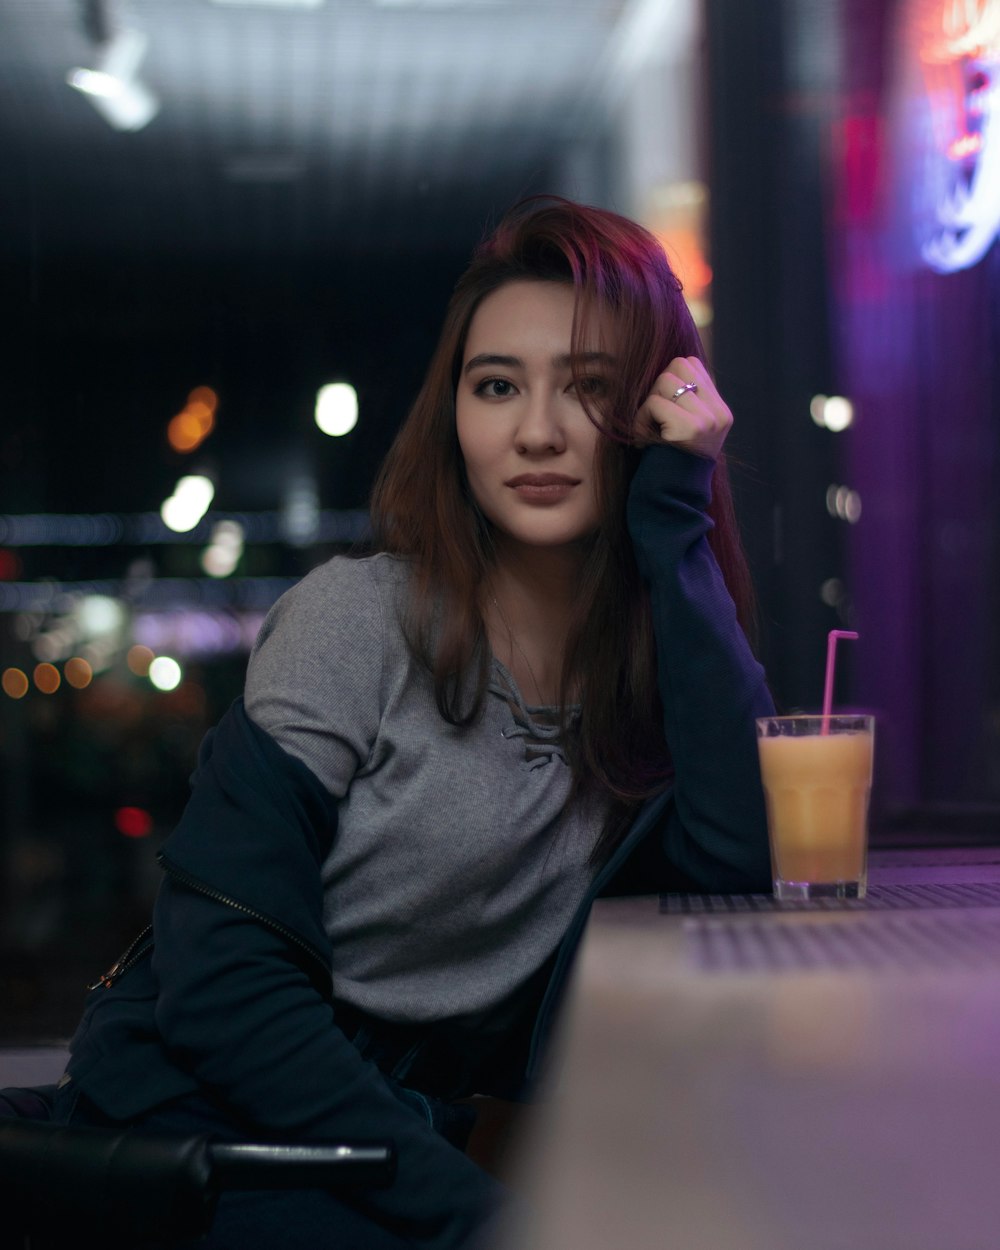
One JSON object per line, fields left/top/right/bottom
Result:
{"left": 756, "top": 715, "right": 874, "bottom": 900}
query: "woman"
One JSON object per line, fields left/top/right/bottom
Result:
{"left": 54, "top": 196, "right": 774, "bottom": 1248}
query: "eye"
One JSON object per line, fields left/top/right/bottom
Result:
{"left": 570, "top": 375, "right": 609, "bottom": 398}
{"left": 473, "top": 376, "right": 517, "bottom": 399}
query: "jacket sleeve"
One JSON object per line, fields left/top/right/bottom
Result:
{"left": 622, "top": 444, "right": 774, "bottom": 894}
{"left": 151, "top": 707, "right": 505, "bottom": 1250}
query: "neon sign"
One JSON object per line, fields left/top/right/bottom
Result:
{"left": 904, "top": 0, "right": 1000, "bottom": 272}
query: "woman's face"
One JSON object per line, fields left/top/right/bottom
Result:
{"left": 455, "top": 280, "right": 614, "bottom": 557}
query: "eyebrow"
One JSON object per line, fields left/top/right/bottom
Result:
{"left": 463, "top": 351, "right": 616, "bottom": 375}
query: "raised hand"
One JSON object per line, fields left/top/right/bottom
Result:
{"left": 638, "top": 356, "right": 733, "bottom": 461}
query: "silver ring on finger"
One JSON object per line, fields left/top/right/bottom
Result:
{"left": 669, "top": 381, "right": 699, "bottom": 402}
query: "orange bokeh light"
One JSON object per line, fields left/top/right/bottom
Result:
{"left": 34, "top": 662, "right": 61, "bottom": 694}
{"left": 186, "top": 400, "right": 215, "bottom": 434}
{"left": 188, "top": 386, "right": 218, "bottom": 413}
{"left": 168, "top": 412, "right": 205, "bottom": 453}
{"left": 167, "top": 387, "right": 218, "bottom": 454}
{"left": 64, "top": 657, "right": 94, "bottom": 689}
{"left": 127, "top": 645, "right": 155, "bottom": 676}
{"left": 654, "top": 228, "right": 713, "bottom": 297}
{"left": 2, "top": 668, "right": 29, "bottom": 699}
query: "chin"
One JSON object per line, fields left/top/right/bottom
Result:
{"left": 495, "top": 523, "right": 599, "bottom": 552}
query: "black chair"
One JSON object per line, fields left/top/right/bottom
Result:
{"left": 0, "top": 1084, "right": 396, "bottom": 1249}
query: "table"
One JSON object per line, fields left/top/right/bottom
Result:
{"left": 493, "top": 847, "right": 1000, "bottom": 1250}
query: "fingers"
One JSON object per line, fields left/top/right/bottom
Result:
{"left": 639, "top": 356, "right": 733, "bottom": 460}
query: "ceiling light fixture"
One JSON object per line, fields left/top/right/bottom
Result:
{"left": 67, "top": 24, "right": 159, "bottom": 131}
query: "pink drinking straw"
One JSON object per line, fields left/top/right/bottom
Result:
{"left": 822, "top": 630, "right": 859, "bottom": 733}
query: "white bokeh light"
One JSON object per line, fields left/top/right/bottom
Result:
{"left": 201, "top": 520, "right": 245, "bottom": 578}
{"left": 315, "top": 383, "right": 359, "bottom": 437}
{"left": 77, "top": 594, "right": 126, "bottom": 636}
{"left": 161, "top": 476, "right": 215, "bottom": 533}
{"left": 149, "top": 655, "right": 182, "bottom": 691}
{"left": 810, "top": 394, "right": 854, "bottom": 431}
{"left": 823, "top": 396, "right": 854, "bottom": 432}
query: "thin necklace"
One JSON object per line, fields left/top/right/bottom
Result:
{"left": 491, "top": 594, "right": 547, "bottom": 707}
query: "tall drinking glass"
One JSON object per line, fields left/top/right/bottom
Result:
{"left": 756, "top": 714, "right": 875, "bottom": 900}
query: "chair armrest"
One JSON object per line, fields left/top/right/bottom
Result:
{"left": 210, "top": 1140, "right": 396, "bottom": 1190}
{"left": 0, "top": 1117, "right": 396, "bottom": 1244}
{"left": 0, "top": 1118, "right": 215, "bottom": 1242}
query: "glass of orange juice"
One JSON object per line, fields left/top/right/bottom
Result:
{"left": 756, "top": 714, "right": 875, "bottom": 900}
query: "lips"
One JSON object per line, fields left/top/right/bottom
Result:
{"left": 504, "top": 473, "right": 581, "bottom": 504}
{"left": 505, "top": 474, "right": 580, "bottom": 487}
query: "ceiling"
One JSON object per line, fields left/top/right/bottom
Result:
{"left": 0, "top": 0, "right": 645, "bottom": 260}
{"left": 0, "top": 0, "right": 695, "bottom": 524}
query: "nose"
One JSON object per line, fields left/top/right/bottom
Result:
{"left": 514, "top": 390, "right": 567, "bottom": 455}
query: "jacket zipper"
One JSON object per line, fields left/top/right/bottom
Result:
{"left": 89, "top": 857, "right": 333, "bottom": 994}
{"left": 157, "top": 853, "right": 334, "bottom": 990}
{"left": 88, "top": 924, "right": 154, "bottom": 990}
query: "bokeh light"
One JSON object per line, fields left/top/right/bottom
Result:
{"left": 315, "top": 382, "right": 359, "bottom": 437}
{"left": 826, "top": 484, "right": 863, "bottom": 523}
{"left": 167, "top": 387, "right": 218, "bottom": 454}
{"left": 77, "top": 594, "right": 126, "bottom": 636}
{"left": 149, "top": 655, "right": 182, "bottom": 691}
{"left": 647, "top": 181, "right": 714, "bottom": 328}
{"left": 32, "top": 634, "right": 66, "bottom": 663}
{"left": 64, "top": 656, "right": 94, "bottom": 689}
{"left": 127, "top": 644, "right": 155, "bottom": 676}
{"left": 188, "top": 385, "right": 218, "bottom": 414}
{"left": 201, "top": 519, "right": 245, "bottom": 578}
{"left": 820, "top": 578, "right": 845, "bottom": 607}
{"left": 34, "top": 662, "right": 61, "bottom": 694}
{"left": 2, "top": 668, "right": 29, "bottom": 699}
{"left": 161, "top": 476, "right": 215, "bottom": 533}
{"left": 114, "top": 806, "right": 153, "bottom": 838}
{"left": 823, "top": 396, "right": 855, "bottom": 431}
{"left": 167, "top": 411, "right": 206, "bottom": 453}
{"left": 810, "top": 394, "right": 855, "bottom": 431}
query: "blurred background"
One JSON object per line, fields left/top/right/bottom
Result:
{"left": 1, "top": 0, "right": 998, "bottom": 1042}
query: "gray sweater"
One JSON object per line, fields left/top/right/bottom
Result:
{"left": 244, "top": 553, "right": 602, "bottom": 1028}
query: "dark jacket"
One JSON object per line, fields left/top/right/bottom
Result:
{"left": 60, "top": 446, "right": 774, "bottom": 1248}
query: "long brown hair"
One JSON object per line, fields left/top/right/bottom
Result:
{"left": 370, "top": 195, "right": 755, "bottom": 860}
